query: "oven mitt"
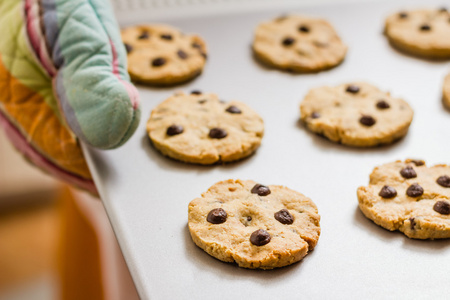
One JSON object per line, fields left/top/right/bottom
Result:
{"left": 0, "top": 0, "right": 140, "bottom": 194}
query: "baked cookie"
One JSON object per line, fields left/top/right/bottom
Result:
{"left": 299, "top": 82, "right": 414, "bottom": 147}
{"left": 252, "top": 15, "right": 347, "bottom": 72}
{"left": 358, "top": 160, "right": 450, "bottom": 239}
{"left": 443, "top": 73, "right": 450, "bottom": 109}
{"left": 121, "top": 24, "right": 207, "bottom": 85}
{"left": 146, "top": 92, "right": 264, "bottom": 164}
{"left": 188, "top": 179, "right": 321, "bottom": 269}
{"left": 384, "top": 8, "right": 450, "bottom": 59}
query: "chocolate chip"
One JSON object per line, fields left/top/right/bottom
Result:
{"left": 398, "top": 12, "right": 408, "bottom": 18}
{"left": 166, "top": 125, "right": 184, "bottom": 136}
{"left": 439, "top": 7, "right": 447, "bottom": 12}
{"left": 409, "top": 159, "right": 425, "bottom": 166}
{"left": 192, "top": 42, "right": 201, "bottom": 49}
{"left": 124, "top": 43, "right": 133, "bottom": 54}
{"left": 198, "top": 99, "right": 207, "bottom": 104}
{"left": 247, "top": 216, "right": 252, "bottom": 222}
{"left": 225, "top": 106, "right": 241, "bottom": 114}
{"left": 433, "top": 201, "right": 450, "bottom": 215}
{"left": 400, "top": 166, "right": 417, "bottom": 179}
{"left": 250, "top": 229, "right": 271, "bottom": 246}
{"left": 138, "top": 31, "right": 150, "bottom": 40}
{"left": 160, "top": 34, "right": 172, "bottom": 40}
{"left": 274, "top": 209, "right": 294, "bottom": 225}
{"left": 201, "top": 52, "right": 208, "bottom": 59}
{"left": 376, "top": 100, "right": 390, "bottom": 109}
{"left": 360, "top": 115, "right": 376, "bottom": 127}
{"left": 282, "top": 37, "right": 295, "bottom": 46}
{"left": 311, "top": 112, "right": 320, "bottom": 119}
{"left": 209, "top": 128, "right": 227, "bottom": 139}
{"left": 207, "top": 208, "right": 227, "bottom": 224}
{"left": 152, "top": 57, "right": 166, "bottom": 67}
{"left": 191, "top": 90, "right": 202, "bottom": 95}
{"left": 406, "top": 183, "right": 424, "bottom": 197}
{"left": 177, "top": 50, "right": 188, "bottom": 59}
{"left": 251, "top": 184, "right": 271, "bottom": 196}
{"left": 379, "top": 185, "right": 397, "bottom": 198}
{"left": 420, "top": 24, "right": 431, "bottom": 31}
{"left": 346, "top": 85, "right": 360, "bottom": 94}
{"left": 298, "top": 25, "right": 310, "bottom": 33}
{"left": 437, "top": 175, "right": 450, "bottom": 187}
{"left": 409, "top": 217, "right": 416, "bottom": 230}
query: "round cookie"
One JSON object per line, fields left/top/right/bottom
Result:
{"left": 121, "top": 24, "right": 207, "bottom": 85}
{"left": 358, "top": 159, "right": 450, "bottom": 239}
{"left": 299, "top": 82, "right": 414, "bottom": 147}
{"left": 252, "top": 15, "right": 347, "bottom": 72}
{"left": 443, "top": 73, "right": 450, "bottom": 109}
{"left": 188, "top": 179, "right": 321, "bottom": 269}
{"left": 384, "top": 8, "right": 450, "bottom": 59}
{"left": 146, "top": 92, "right": 264, "bottom": 164}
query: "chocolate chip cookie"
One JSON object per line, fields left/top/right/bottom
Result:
{"left": 121, "top": 24, "right": 207, "bottom": 85}
{"left": 358, "top": 159, "right": 450, "bottom": 239}
{"left": 146, "top": 92, "right": 264, "bottom": 164}
{"left": 384, "top": 8, "right": 450, "bottom": 59}
{"left": 443, "top": 73, "right": 450, "bottom": 109}
{"left": 188, "top": 179, "right": 321, "bottom": 269}
{"left": 252, "top": 15, "right": 347, "bottom": 72}
{"left": 299, "top": 82, "right": 414, "bottom": 147}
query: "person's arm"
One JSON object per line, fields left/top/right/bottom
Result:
{"left": 0, "top": 0, "right": 140, "bottom": 194}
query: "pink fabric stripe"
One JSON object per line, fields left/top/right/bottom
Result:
{"left": 0, "top": 110, "right": 97, "bottom": 194}
{"left": 109, "top": 40, "right": 139, "bottom": 110}
{"left": 24, "top": 0, "right": 56, "bottom": 76}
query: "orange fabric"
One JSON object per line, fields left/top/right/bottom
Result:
{"left": 57, "top": 187, "right": 104, "bottom": 300}
{"left": 0, "top": 53, "right": 91, "bottom": 179}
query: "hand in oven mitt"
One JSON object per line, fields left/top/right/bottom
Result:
{"left": 0, "top": 0, "right": 140, "bottom": 194}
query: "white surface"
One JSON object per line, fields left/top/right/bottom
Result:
{"left": 111, "top": 0, "right": 376, "bottom": 25}
{"left": 85, "top": 0, "right": 450, "bottom": 299}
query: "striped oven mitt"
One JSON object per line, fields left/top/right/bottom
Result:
{"left": 0, "top": 0, "right": 140, "bottom": 194}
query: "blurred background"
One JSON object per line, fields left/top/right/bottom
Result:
{"left": 0, "top": 129, "right": 138, "bottom": 300}
{"left": 0, "top": 129, "right": 59, "bottom": 300}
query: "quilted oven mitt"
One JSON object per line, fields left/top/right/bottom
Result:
{"left": 0, "top": 0, "right": 140, "bottom": 194}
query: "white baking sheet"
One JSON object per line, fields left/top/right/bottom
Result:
{"left": 84, "top": 0, "right": 450, "bottom": 298}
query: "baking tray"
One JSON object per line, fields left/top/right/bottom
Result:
{"left": 84, "top": 0, "right": 450, "bottom": 298}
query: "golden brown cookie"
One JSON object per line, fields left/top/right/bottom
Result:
{"left": 384, "top": 8, "right": 450, "bottom": 59}
{"left": 188, "top": 179, "right": 321, "bottom": 269}
{"left": 358, "top": 160, "right": 450, "bottom": 239}
{"left": 121, "top": 24, "right": 207, "bottom": 85}
{"left": 146, "top": 91, "right": 264, "bottom": 164}
{"left": 443, "top": 73, "right": 450, "bottom": 109}
{"left": 252, "top": 15, "right": 347, "bottom": 72}
{"left": 299, "top": 82, "right": 414, "bottom": 147}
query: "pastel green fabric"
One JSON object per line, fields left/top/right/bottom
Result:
{"left": 0, "top": 0, "right": 140, "bottom": 193}
{"left": 46, "top": 0, "right": 141, "bottom": 149}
